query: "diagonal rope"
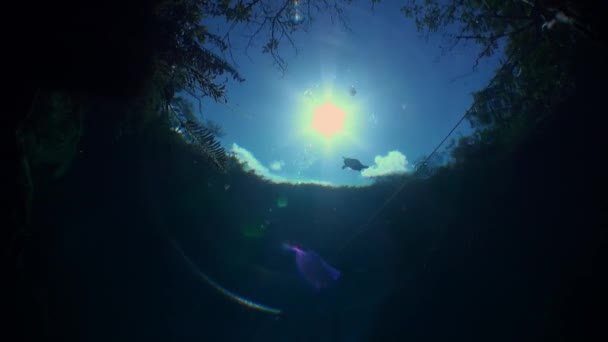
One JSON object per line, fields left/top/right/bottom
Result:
{"left": 334, "top": 109, "right": 472, "bottom": 258}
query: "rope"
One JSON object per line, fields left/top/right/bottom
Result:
{"left": 334, "top": 109, "right": 471, "bottom": 258}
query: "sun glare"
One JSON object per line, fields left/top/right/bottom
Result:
{"left": 292, "top": 83, "right": 363, "bottom": 151}
{"left": 312, "top": 100, "right": 346, "bottom": 139}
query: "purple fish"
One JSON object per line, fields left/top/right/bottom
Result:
{"left": 283, "top": 243, "right": 341, "bottom": 290}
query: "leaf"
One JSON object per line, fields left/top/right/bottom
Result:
{"left": 169, "top": 100, "right": 229, "bottom": 172}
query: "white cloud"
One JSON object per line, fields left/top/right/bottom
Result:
{"left": 230, "top": 143, "right": 333, "bottom": 186}
{"left": 270, "top": 160, "right": 285, "bottom": 171}
{"left": 361, "top": 150, "right": 410, "bottom": 178}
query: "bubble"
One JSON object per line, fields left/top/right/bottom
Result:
{"left": 291, "top": 10, "right": 303, "bottom": 24}
{"left": 368, "top": 112, "right": 378, "bottom": 125}
{"left": 288, "top": 0, "right": 304, "bottom": 25}
{"left": 349, "top": 85, "right": 357, "bottom": 96}
{"left": 277, "top": 195, "right": 289, "bottom": 208}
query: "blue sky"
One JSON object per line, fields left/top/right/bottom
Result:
{"left": 191, "top": 1, "right": 500, "bottom": 186}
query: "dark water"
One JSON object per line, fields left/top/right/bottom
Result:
{"left": 4, "top": 2, "right": 607, "bottom": 342}
{"left": 7, "top": 70, "right": 605, "bottom": 342}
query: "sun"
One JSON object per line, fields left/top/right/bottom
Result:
{"left": 292, "top": 83, "right": 363, "bottom": 151}
{"left": 311, "top": 100, "right": 346, "bottom": 139}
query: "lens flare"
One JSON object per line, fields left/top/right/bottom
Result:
{"left": 169, "top": 236, "right": 282, "bottom": 315}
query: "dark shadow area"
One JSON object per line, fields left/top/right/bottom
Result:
{"left": 365, "top": 39, "right": 608, "bottom": 341}
{"left": 3, "top": 1, "right": 607, "bottom": 341}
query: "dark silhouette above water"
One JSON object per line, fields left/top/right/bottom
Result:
{"left": 342, "top": 157, "right": 369, "bottom": 171}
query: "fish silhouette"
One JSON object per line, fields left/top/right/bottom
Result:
{"left": 342, "top": 157, "right": 369, "bottom": 171}
{"left": 283, "top": 243, "right": 341, "bottom": 290}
